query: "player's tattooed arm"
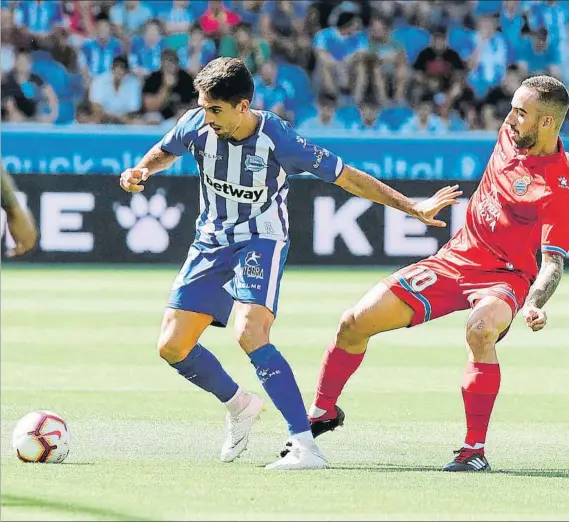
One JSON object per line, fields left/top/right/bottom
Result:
{"left": 135, "top": 143, "right": 178, "bottom": 175}
{"left": 524, "top": 253, "right": 564, "bottom": 309}
{"left": 1, "top": 168, "right": 19, "bottom": 214}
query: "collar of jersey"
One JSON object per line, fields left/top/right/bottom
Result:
{"left": 226, "top": 110, "right": 265, "bottom": 146}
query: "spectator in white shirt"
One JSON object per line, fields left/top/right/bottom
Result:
{"left": 88, "top": 56, "right": 141, "bottom": 124}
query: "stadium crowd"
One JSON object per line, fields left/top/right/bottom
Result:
{"left": 1, "top": 0, "right": 568, "bottom": 134}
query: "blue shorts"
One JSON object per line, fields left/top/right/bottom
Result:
{"left": 168, "top": 238, "right": 290, "bottom": 327}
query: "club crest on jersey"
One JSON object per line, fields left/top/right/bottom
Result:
{"left": 245, "top": 155, "right": 267, "bottom": 173}
{"left": 512, "top": 175, "right": 531, "bottom": 196}
{"left": 559, "top": 177, "right": 569, "bottom": 190}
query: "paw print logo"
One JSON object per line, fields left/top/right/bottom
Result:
{"left": 114, "top": 190, "right": 184, "bottom": 254}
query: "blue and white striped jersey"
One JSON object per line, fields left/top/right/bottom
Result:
{"left": 159, "top": 109, "right": 344, "bottom": 247}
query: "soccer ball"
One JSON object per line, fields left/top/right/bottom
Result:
{"left": 12, "top": 410, "right": 70, "bottom": 463}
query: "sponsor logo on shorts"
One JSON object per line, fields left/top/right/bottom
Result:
{"left": 243, "top": 251, "right": 264, "bottom": 280}
{"left": 204, "top": 173, "right": 267, "bottom": 203}
{"left": 244, "top": 154, "right": 267, "bottom": 173}
{"left": 559, "top": 176, "right": 569, "bottom": 190}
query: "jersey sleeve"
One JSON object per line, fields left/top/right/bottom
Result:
{"left": 273, "top": 120, "right": 344, "bottom": 182}
{"left": 158, "top": 108, "right": 203, "bottom": 156}
{"left": 541, "top": 181, "right": 569, "bottom": 258}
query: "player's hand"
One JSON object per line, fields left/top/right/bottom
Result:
{"left": 522, "top": 306, "right": 547, "bottom": 332}
{"left": 5, "top": 205, "right": 38, "bottom": 257}
{"left": 119, "top": 168, "right": 150, "bottom": 193}
{"left": 412, "top": 184, "right": 463, "bottom": 227}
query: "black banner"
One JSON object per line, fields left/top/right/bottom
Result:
{"left": 1, "top": 175, "right": 566, "bottom": 268}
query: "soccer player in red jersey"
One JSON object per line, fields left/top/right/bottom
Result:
{"left": 286, "top": 75, "right": 569, "bottom": 471}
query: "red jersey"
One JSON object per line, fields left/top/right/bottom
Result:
{"left": 438, "top": 125, "right": 569, "bottom": 281}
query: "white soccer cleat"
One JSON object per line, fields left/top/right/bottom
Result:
{"left": 265, "top": 441, "right": 328, "bottom": 470}
{"left": 220, "top": 393, "right": 264, "bottom": 463}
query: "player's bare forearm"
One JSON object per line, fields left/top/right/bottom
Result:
{"left": 524, "top": 254, "right": 564, "bottom": 309}
{"left": 135, "top": 144, "right": 178, "bottom": 176}
{"left": 335, "top": 165, "right": 417, "bottom": 216}
{"left": 1, "top": 168, "right": 20, "bottom": 216}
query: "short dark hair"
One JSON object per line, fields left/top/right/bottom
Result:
{"left": 112, "top": 55, "right": 128, "bottom": 69}
{"left": 161, "top": 48, "right": 179, "bottom": 63}
{"left": 337, "top": 11, "right": 357, "bottom": 29}
{"left": 317, "top": 92, "right": 338, "bottom": 106}
{"left": 95, "top": 12, "right": 110, "bottom": 23}
{"left": 194, "top": 57, "right": 254, "bottom": 105}
{"left": 522, "top": 75, "right": 569, "bottom": 129}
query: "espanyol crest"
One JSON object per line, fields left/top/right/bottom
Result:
{"left": 512, "top": 175, "right": 531, "bottom": 196}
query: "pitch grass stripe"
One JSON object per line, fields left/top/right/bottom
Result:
{"left": 1, "top": 494, "right": 151, "bottom": 522}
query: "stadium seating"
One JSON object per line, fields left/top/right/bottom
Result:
{"left": 378, "top": 106, "right": 414, "bottom": 131}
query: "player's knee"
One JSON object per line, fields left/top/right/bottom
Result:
{"left": 157, "top": 336, "right": 194, "bottom": 364}
{"left": 465, "top": 319, "right": 500, "bottom": 354}
{"left": 234, "top": 313, "right": 272, "bottom": 354}
{"left": 337, "top": 308, "right": 366, "bottom": 343}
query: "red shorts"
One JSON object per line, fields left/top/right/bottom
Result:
{"left": 385, "top": 256, "right": 531, "bottom": 328}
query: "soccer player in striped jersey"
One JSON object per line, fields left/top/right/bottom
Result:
{"left": 119, "top": 57, "right": 461, "bottom": 470}
{"left": 296, "top": 75, "right": 569, "bottom": 472}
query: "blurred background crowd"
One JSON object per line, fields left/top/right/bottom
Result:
{"left": 1, "top": 0, "right": 568, "bottom": 134}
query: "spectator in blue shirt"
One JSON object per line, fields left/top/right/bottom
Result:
{"left": 163, "top": 0, "right": 194, "bottom": 36}
{"left": 79, "top": 14, "right": 123, "bottom": 84}
{"left": 110, "top": 0, "right": 153, "bottom": 37}
{"left": 525, "top": 0, "right": 568, "bottom": 82}
{"left": 500, "top": 0, "right": 524, "bottom": 64}
{"left": 466, "top": 15, "right": 508, "bottom": 98}
{"left": 129, "top": 19, "right": 165, "bottom": 78}
{"left": 367, "top": 16, "right": 410, "bottom": 105}
{"left": 14, "top": 0, "right": 64, "bottom": 49}
{"left": 314, "top": 11, "right": 367, "bottom": 103}
{"left": 177, "top": 24, "right": 216, "bottom": 77}
{"left": 252, "top": 60, "right": 288, "bottom": 119}
{"left": 517, "top": 27, "right": 562, "bottom": 77}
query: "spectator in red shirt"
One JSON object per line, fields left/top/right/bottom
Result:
{"left": 200, "top": 0, "right": 241, "bottom": 40}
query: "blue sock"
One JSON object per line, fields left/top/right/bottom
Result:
{"left": 170, "top": 344, "right": 239, "bottom": 403}
{"left": 249, "top": 343, "right": 310, "bottom": 435}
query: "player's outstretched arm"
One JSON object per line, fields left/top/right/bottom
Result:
{"left": 335, "top": 164, "right": 462, "bottom": 227}
{"left": 522, "top": 253, "right": 564, "bottom": 332}
{"left": 119, "top": 144, "right": 178, "bottom": 193}
{"left": 1, "top": 168, "right": 38, "bottom": 257}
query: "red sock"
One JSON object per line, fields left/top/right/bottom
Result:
{"left": 461, "top": 362, "right": 501, "bottom": 449}
{"left": 313, "top": 344, "right": 365, "bottom": 413}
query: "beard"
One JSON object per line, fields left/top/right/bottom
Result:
{"left": 511, "top": 126, "right": 539, "bottom": 149}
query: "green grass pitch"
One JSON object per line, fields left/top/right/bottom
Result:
{"left": 1, "top": 267, "right": 568, "bottom": 521}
